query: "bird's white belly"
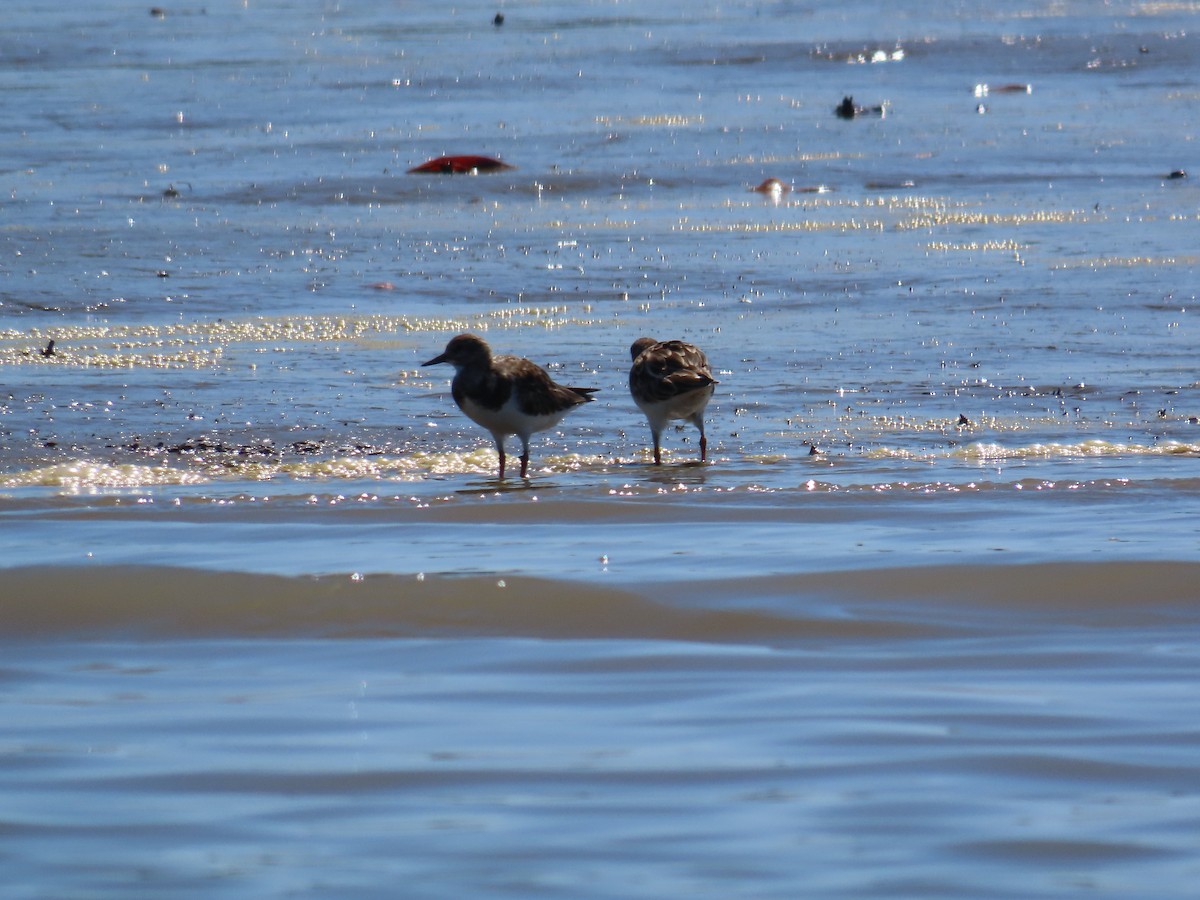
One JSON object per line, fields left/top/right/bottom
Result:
{"left": 636, "top": 384, "right": 714, "bottom": 424}
{"left": 461, "top": 394, "right": 566, "bottom": 439}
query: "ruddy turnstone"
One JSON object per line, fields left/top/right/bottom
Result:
{"left": 423, "top": 333, "right": 597, "bottom": 479}
{"left": 629, "top": 337, "right": 717, "bottom": 465}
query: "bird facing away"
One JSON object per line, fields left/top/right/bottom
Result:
{"left": 629, "top": 337, "right": 717, "bottom": 465}
{"left": 423, "top": 333, "right": 598, "bottom": 479}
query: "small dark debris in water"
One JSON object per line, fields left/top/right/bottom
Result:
{"left": 368, "top": 281, "right": 396, "bottom": 291}
{"left": 340, "top": 442, "right": 384, "bottom": 456}
{"left": 957, "top": 413, "right": 972, "bottom": 426}
{"left": 1158, "top": 408, "right": 1169, "bottom": 418}
{"left": 408, "top": 155, "right": 515, "bottom": 174}
{"left": 292, "top": 440, "right": 322, "bottom": 454}
{"left": 168, "top": 437, "right": 232, "bottom": 455}
{"left": 835, "top": 96, "right": 886, "bottom": 119}
{"left": 808, "top": 443, "right": 821, "bottom": 456}
{"left": 865, "top": 180, "right": 915, "bottom": 190}
{"left": 161, "top": 181, "right": 191, "bottom": 200}
{"left": 1189, "top": 417, "right": 1199, "bottom": 425}
{"left": 493, "top": 12, "right": 504, "bottom": 26}
{"left": 40, "top": 340, "right": 56, "bottom": 358}
{"left": 1166, "top": 170, "right": 1187, "bottom": 180}
{"left": 156, "top": 270, "right": 170, "bottom": 278}
{"left": 162, "top": 437, "right": 281, "bottom": 456}
{"left": 150, "top": 7, "right": 166, "bottom": 18}
{"left": 975, "top": 83, "right": 1032, "bottom": 96}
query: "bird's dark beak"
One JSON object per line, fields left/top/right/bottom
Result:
{"left": 423, "top": 352, "right": 448, "bottom": 366}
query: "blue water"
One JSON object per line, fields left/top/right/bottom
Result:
{"left": 2, "top": 1, "right": 1200, "bottom": 896}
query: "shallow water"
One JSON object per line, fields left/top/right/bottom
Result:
{"left": 2, "top": 0, "right": 1200, "bottom": 896}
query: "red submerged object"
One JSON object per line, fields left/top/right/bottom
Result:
{"left": 752, "top": 177, "right": 790, "bottom": 194}
{"left": 407, "top": 155, "right": 515, "bottom": 174}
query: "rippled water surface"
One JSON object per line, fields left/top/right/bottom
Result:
{"left": 2, "top": 1, "right": 1200, "bottom": 896}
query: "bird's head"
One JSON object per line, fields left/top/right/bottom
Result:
{"left": 423, "top": 333, "right": 492, "bottom": 369}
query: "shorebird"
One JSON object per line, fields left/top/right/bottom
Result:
{"left": 629, "top": 337, "right": 717, "bottom": 465}
{"left": 423, "top": 333, "right": 597, "bottom": 479}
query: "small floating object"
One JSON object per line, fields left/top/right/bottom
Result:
{"left": 752, "top": 177, "right": 790, "bottom": 195}
{"left": 957, "top": 413, "right": 972, "bottom": 427}
{"left": 973, "top": 83, "right": 1032, "bottom": 97}
{"left": 408, "top": 155, "right": 515, "bottom": 174}
{"left": 40, "top": 339, "right": 56, "bottom": 358}
{"left": 368, "top": 281, "right": 397, "bottom": 291}
{"left": 1165, "top": 169, "right": 1188, "bottom": 180}
{"left": 493, "top": 12, "right": 504, "bottom": 26}
{"left": 834, "top": 96, "right": 886, "bottom": 119}
{"left": 161, "top": 181, "right": 190, "bottom": 200}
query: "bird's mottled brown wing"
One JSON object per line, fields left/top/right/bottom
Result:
{"left": 630, "top": 340, "right": 716, "bottom": 403}
{"left": 504, "top": 356, "right": 596, "bottom": 417}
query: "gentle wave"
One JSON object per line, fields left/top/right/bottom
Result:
{"left": 0, "top": 452, "right": 607, "bottom": 489}
{"left": 958, "top": 439, "right": 1200, "bottom": 459}
{"left": 872, "top": 439, "right": 1200, "bottom": 460}
{"left": 2, "top": 440, "right": 1198, "bottom": 493}
{"left": 0, "top": 309, "right": 588, "bottom": 370}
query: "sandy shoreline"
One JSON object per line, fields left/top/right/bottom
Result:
{"left": 5, "top": 559, "right": 1197, "bottom": 641}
